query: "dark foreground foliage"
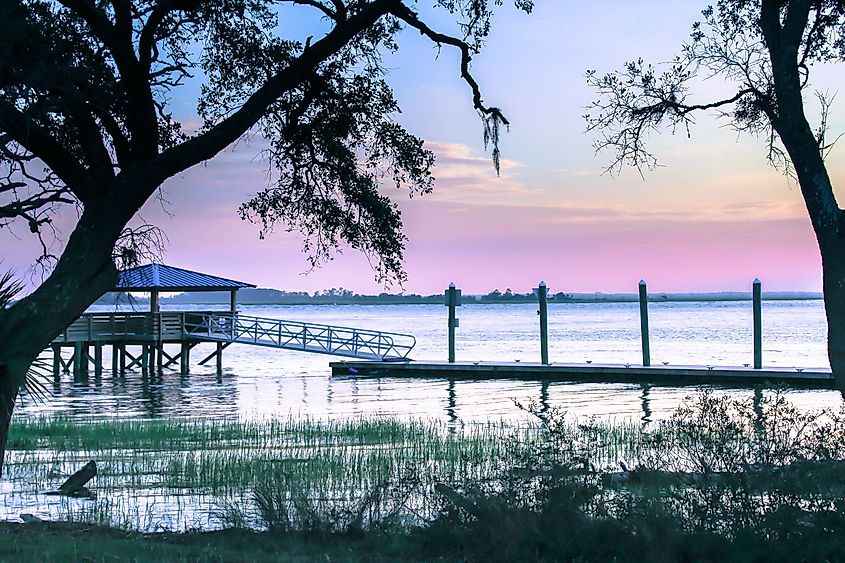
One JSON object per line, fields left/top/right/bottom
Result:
{"left": 414, "top": 391, "right": 845, "bottom": 562}
{"left": 6, "top": 392, "right": 845, "bottom": 562}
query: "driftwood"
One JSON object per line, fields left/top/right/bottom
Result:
{"left": 43, "top": 461, "right": 97, "bottom": 496}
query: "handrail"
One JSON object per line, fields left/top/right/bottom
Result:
{"left": 53, "top": 311, "right": 416, "bottom": 361}
{"left": 182, "top": 312, "right": 416, "bottom": 361}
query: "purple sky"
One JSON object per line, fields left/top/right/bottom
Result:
{"left": 4, "top": 2, "right": 844, "bottom": 295}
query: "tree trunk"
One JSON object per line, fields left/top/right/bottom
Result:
{"left": 819, "top": 239, "right": 845, "bottom": 393}
{"left": 0, "top": 204, "right": 126, "bottom": 479}
{"left": 761, "top": 0, "right": 845, "bottom": 394}
{"left": 0, "top": 364, "right": 20, "bottom": 480}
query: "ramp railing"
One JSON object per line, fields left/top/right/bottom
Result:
{"left": 182, "top": 312, "right": 415, "bottom": 361}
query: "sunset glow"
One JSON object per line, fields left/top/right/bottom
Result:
{"left": 4, "top": 1, "right": 843, "bottom": 295}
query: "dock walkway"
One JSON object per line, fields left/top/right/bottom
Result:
{"left": 51, "top": 311, "right": 416, "bottom": 376}
{"left": 330, "top": 360, "right": 836, "bottom": 389}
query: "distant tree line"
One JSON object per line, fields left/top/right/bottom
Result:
{"left": 93, "top": 288, "right": 821, "bottom": 307}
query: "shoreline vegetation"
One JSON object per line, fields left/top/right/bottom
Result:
{"left": 4, "top": 392, "right": 845, "bottom": 561}
{"left": 95, "top": 287, "right": 824, "bottom": 307}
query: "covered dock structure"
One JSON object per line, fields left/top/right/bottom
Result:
{"left": 51, "top": 263, "right": 416, "bottom": 378}
{"left": 52, "top": 264, "right": 256, "bottom": 376}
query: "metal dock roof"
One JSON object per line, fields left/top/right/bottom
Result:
{"left": 115, "top": 263, "right": 256, "bottom": 292}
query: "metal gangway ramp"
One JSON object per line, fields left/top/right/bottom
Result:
{"left": 182, "top": 312, "right": 415, "bottom": 361}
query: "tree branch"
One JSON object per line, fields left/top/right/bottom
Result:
{"left": 151, "top": 0, "right": 396, "bottom": 185}
{"left": 291, "top": 0, "right": 338, "bottom": 20}
{"left": 139, "top": 0, "right": 175, "bottom": 71}
{"left": 59, "top": 0, "right": 160, "bottom": 158}
{"left": 0, "top": 101, "right": 92, "bottom": 200}
{"left": 388, "top": 2, "right": 509, "bottom": 126}
{"left": 635, "top": 88, "right": 757, "bottom": 118}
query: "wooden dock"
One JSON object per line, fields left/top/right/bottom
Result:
{"left": 330, "top": 360, "right": 836, "bottom": 389}
{"left": 51, "top": 311, "right": 416, "bottom": 377}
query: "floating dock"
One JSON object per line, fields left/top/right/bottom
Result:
{"left": 330, "top": 360, "right": 836, "bottom": 389}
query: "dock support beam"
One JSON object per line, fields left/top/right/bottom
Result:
{"left": 156, "top": 344, "right": 164, "bottom": 375}
{"left": 180, "top": 342, "right": 191, "bottom": 374}
{"left": 52, "top": 344, "right": 62, "bottom": 378}
{"left": 216, "top": 342, "right": 223, "bottom": 375}
{"left": 73, "top": 342, "right": 89, "bottom": 378}
{"left": 639, "top": 280, "right": 651, "bottom": 367}
{"left": 141, "top": 344, "right": 149, "bottom": 376}
{"left": 753, "top": 278, "right": 762, "bottom": 369}
{"left": 445, "top": 283, "right": 460, "bottom": 363}
{"left": 536, "top": 281, "right": 549, "bottom": 365}
{"left": 94, "top": 343, "right": 103, "bottom": 377}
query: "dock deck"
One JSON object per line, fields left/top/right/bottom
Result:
{"left": 51, "top": 311, "right": 416, "bottom": 376}
{"left": 330, "top": 360, "right": 836, "bottom": 389}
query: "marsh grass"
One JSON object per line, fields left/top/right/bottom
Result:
{"left": 6, "top": 389, "right": 843, "bottom": 560}
{"left": 421, "top": 391, "right": 845, "bottom": 561}
{"left": 4, "top": 416, "right": 580, "bottom": 531}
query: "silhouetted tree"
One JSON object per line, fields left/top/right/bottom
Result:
{"left": 0, "top": 0, "right": 532, "bottom": 477}
{"left": 586, "top": 0, "right": 845, "bottom": 393}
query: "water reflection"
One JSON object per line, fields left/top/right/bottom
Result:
{"left": 753, "top": 387, "right": 765, "bottom": 437}
{"left": 539, "top": 380, "right": 550, "bottom": 416}
{"left": 446, "top": 379, "right": 457, "bottom": 424}
{"left": 640, "top": 384, "right": 652, "bottom": 424}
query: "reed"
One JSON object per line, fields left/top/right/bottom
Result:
{"left": 0, "top": 413, "right": 672, "bottom": 532}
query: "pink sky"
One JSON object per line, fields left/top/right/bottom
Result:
{"left": 3, "top": 2, "right": 843, "bottom": 295}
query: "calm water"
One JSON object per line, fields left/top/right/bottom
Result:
{"left": 20, "top": 300, "right": 843, "bottom": 423}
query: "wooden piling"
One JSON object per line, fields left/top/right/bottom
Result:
{"left": 141, "top": 344, "right": 149, "bottom": 376}
{"left": 73, "top": 342, "right": 89, "bottom": 377}
{"left": 156, "top": 344, "right": 164, "bottom": 374}
{"left": 180, "top": 342, "right": 190, "bottom": 374}
{"left": 111, "top": 344, "right": 119, "bottom": 375}
{"left": 52, "top": 344, "right": 61, "bottom": 378}
{"left": 94, "top": 343, "right": 103, "bottom": 377}
{"left": 753, "top": 278, "right": 762, "bottom": 369}
{"left": 446, "top": 283, "right": 460, "bottom": 363}
{"left": 638, "top": 280, "right": 651, "bottom": 367}
{"left": 216, "top": 342, "right": 223, "bottom": 375}
{"left": 536, "top": 282, "right": 549, "bottom": 365}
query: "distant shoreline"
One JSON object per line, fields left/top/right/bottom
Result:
{"left": 95, "top": 288, "right": 824, "bottom": 307}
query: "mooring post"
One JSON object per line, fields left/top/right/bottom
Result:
{"left": 536, "top": 281, "right": 549, "bottom": 365}
{"left": 753, "top": 278, "right": 762, "bottom": 369}
{"left": 445, "top": 283, "right": 461, "bottom": 363}
{"left": 638, "top": 279, "right": 651, "bottom": 367}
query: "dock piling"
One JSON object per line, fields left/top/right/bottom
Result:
{"left": 52, "top": 344, "right": 61, "bottom": 378}
{"left": 536, "top": 282, "right": 549, "bottom": 365}
{"left": 753, "top": 278, "right": 762, "bottom": 369}
{"left": 639, "top": 280, "right": 651, "bottom": 367}
{"left": 445, "top": 283, "right": 461, "bottom": 363}
{"left": 141, "top": 344, "right": 149, "bottom": 376}
{"left": 216, "top": 342, "right": 224, "bottom": 375}
{"left": 73, "top": 342, "right": 89, "bottom": 378}
{"left": 111, "top": 344, "right": 118, "bottom": 375}
{"left": 94, "top": 343, "right": 103, "bottom": 377}
{"left": 180, "top": 342, "right": 190, "bottom": 374}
